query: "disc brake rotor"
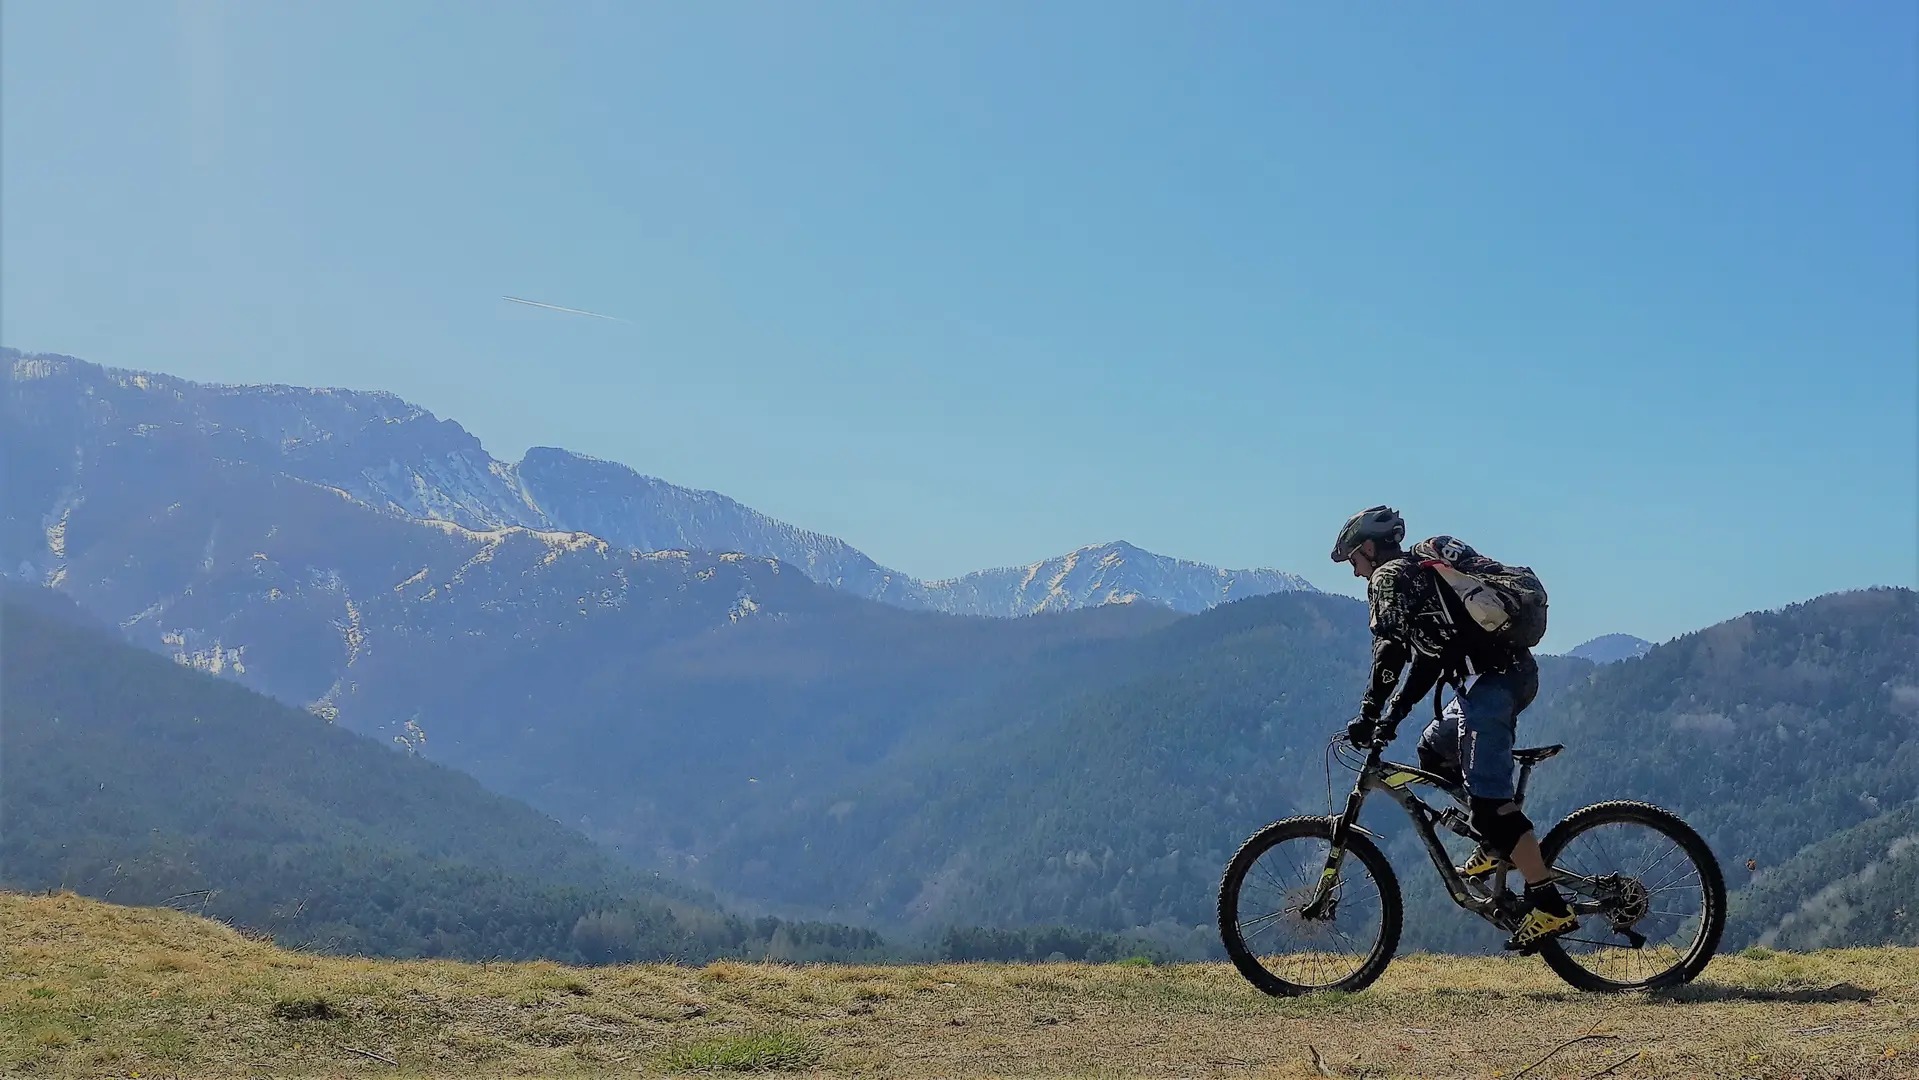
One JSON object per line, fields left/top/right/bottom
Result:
{"left": 1603, "top": 874, "right": 1651, "bottom": 932}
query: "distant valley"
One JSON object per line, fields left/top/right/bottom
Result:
{"left": 0, "top": 584, "right": 888, "bottom": 964}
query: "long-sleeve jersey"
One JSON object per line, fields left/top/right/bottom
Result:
{"left": 1360, "top": 549, "right": 1532, "bottom": 723}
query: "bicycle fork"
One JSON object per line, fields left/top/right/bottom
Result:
{"left": 1299, "top": 784, "right": 1369, "bottom": 920}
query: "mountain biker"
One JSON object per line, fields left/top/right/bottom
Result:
{"left": 1329, "top": 505, "right": 1577, "bottom": 951}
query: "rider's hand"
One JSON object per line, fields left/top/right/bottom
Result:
{"left": 1347, "top": 716, "right": 1397, "bottom": 748}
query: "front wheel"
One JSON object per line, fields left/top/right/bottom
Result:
{"left": 1218, "top": 816, "right": 1402, "bottom": 996}
{"left": 1537, "top": 800, "right": 1726, "bottom": 992}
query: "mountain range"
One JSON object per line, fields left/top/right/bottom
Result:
{"left": 4, "top": 349, "right": 1311, "bottom": 619}
{"left": 6, "top": 346, "right": 1916, "bottom": 959}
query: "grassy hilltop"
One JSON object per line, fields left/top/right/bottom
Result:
{"left": 2, "top": 892, "right": 1914, "bottom": 1079}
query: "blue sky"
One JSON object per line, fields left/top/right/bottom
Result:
{"left": 4, "top": 2, "right": 1914, "bottom": 648}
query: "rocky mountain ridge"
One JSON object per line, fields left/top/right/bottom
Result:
{"left": 5, "top": 349, "right": 1313, "bottom": 617}
{"left": 916, "top": 541, "right": 1312, "bottom": 615}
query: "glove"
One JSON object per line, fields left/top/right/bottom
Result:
{"left": 1347, "top": 715, "right": 1399, "bottom": 748}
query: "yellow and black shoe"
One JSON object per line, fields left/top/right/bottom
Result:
{"left": 1504, "top": 889, "right": 1578, "bottom": 954}
{"left": 1458, "top": 848, "right": 1500, "bottom": 880}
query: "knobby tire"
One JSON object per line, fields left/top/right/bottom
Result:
{"left": 1218, "top": 816, "right": 1403, "bottom": 996}
{"left": 1536, "top": 800, "right": 1727, "bottom": 992}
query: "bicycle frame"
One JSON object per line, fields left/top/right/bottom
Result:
{"left": 1299, "top": 744, "right": 1560, "bottom": 931}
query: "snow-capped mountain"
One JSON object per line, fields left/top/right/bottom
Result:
{"left": 917, "top": 541, "right": 1314, "bottom": 615}
{"left": 4, "top": 350, "right": 1313, "bottom": 616}
{"left": 5, "top": 347, "right": 821, "bottom": 713}
{"left": 508, "top": 447, "right": 923, "bottom": 605}
{"left": 509, "top": 449, "right": 1312, "bottom": 614}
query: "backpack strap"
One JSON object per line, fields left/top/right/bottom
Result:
{"left": 1423, "top": 558, "right": 1514, "bottom": 662}
{"left": 1433, "top": 656, "right": 1470, "bottom": 725}
{"left": 1421, "top": 559, "right": 1478, "bottom": 724}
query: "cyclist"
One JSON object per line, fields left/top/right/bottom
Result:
{"left": 1330, "top": 505, "right": 1576, "bottom": 951}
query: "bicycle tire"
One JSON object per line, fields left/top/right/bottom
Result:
{"left": 1536, "top": 800, "right": 1726, "bottom": 992}
{"left": 1218, "top": 816, "right": 1402, "bottom": 996}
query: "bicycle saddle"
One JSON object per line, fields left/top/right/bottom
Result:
{"left": 1512, "top": 744, "right": 1564, "bottom": 765}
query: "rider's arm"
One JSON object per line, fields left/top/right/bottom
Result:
{"left": 1362, "top": 559, "right": 1442, "bottom": 726}
{"left": 1385, "top": 651, "right": 1444, "bottom": 724}
{"left": 1360, "top": 635, "right": 1407, "bottom": 721}
{"left": 1360, "top": 562, "right": 1414, "bottom": 721}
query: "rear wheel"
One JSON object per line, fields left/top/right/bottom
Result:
{"left": 1536, "top": 800, "right": 1726, "bottom": 992}
{"left": 1218, "top": 816, "right": 1402, "bottom": 996}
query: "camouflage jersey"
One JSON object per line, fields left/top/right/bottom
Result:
{"left": 1360, "top": 541, "right": 1537, "bottom": 724}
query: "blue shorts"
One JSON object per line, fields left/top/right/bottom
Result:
{"left": 1417, "top": 668, "right": 1531, "bottom": 801}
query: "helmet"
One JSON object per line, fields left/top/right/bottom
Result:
{"left": 1330, "top": 505, "right": 1405, "bottom": 562}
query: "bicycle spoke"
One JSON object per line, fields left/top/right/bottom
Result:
{"left": 1645, "top": 877, "right": 1704, "bottom": 895}
{"left": 1632, "top": 837, "right": 1682, "bottom": 883}
{"left": 1255, "top": 859, "right": 1298, "bottom": 896}
{"left": 1641, "top": 850, "right": 1700, "bottom": 895}
{"left": 1238, "top": 908, "right": 1292, "bottom": 934}
{"left": 1232, "top": 830, "right": 1386, "bottom": 991}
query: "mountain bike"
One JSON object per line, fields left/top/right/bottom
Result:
{"left": 1218, "top": 733, "right": 1726, "bottom": 995}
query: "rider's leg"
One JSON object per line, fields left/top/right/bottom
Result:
{"left": 1496, "top": 807, "right": 1550, "bottom": 883}
{"left": 1426, "top": 695, "right": 1498, "bottom": 876}
{"left": 1455, "top": 672, "right": 1522, "bottom": 850}
{"left": 1416, "top": 708, "right": 1462, "bottom": 786}
{"left": 1458, "top": 672, "right": 1560, "bottom": 889}
{"left": 1458, "top": 669, "right": 1575, "bottom": 948}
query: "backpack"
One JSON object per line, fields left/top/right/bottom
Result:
{"left": 1410, "top": 535, "right": 1549, "bottom": 650}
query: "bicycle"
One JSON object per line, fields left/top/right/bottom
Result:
{"left": 1217, "top": 732, "right": 1726, "bottom": 995}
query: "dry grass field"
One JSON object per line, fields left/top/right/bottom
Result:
{"left": 1, "top": 892, "right": 1913, "bottom": 1080}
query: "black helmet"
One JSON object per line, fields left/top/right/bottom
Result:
{"left": 1331, "top": 505, "right": 1405, "bottom": 562}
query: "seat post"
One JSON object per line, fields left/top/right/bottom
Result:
{"left": 1509, "top": 745, "right": 1564, "bottom": 805}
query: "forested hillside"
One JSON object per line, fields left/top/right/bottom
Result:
{"left": 681, "top": 590, "right": 1597, "bottom": 951}
{"left": 11, "top": 553, "right": 1912, "bottom": 958}
{"left": 0, "top": 589, "right": 888, "bottom": 964}
{"left": 685, "top": 588, "right": 1916, "bottom": 954}
{"left": 1729, "top": 797, "right": 1919, "bottom": 949}
{"left": 332, "top": 576, "right": 1178, "bottom": 874}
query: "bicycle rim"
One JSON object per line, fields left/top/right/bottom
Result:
{"left": 1221, "top": 819, "right": 1397, "bottom": 994}
{"left": 1541, "top": 803, "right": 1723, "bottom": 991}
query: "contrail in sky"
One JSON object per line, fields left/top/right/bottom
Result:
{"left": 501, "top": 295, "right": 628, "bottom": 322}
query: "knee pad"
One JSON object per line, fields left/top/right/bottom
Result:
{"left": 1470, "top": 796, "right": 1535, "bottom": 858}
